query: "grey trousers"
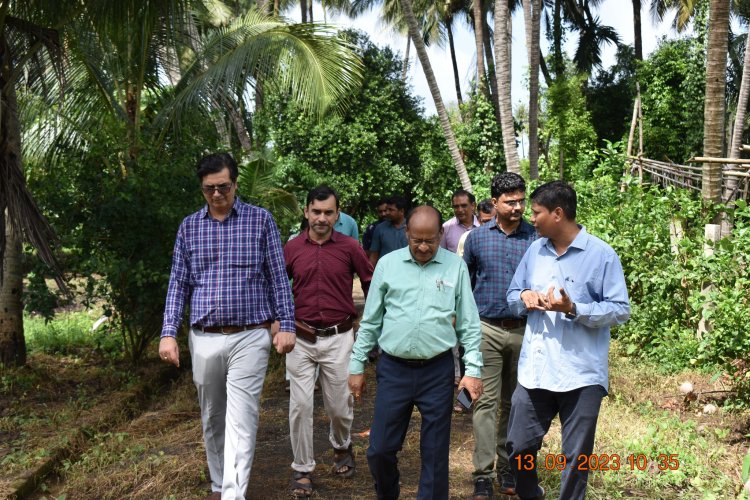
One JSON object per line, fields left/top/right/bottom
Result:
{"left": 286, "top": 329, "right": 355, "bottom": 473}
{"left": 190, "top": 326, "right": 271, "bottom": 499}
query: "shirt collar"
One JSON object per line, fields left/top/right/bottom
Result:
{"left": 543, "top": 224, "right": 588, "bottom": 254}
{"left": 200, "top": 197, "right": 242, "bottom": 220}
{"left": 401, "top": 246, "right": 445, "bottom": 265}
{"left": 303, "top": 228, "right": 340, "bottom": 244}
{"left": 489, "top": 218, "right": 533, "bottom": 235}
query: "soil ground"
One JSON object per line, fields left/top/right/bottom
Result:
{"left": 4, "top": 279, "right": 749, "bottom": 499}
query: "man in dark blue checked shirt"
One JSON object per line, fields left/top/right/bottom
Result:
{"left": 159, "top": 153, "right": 296, "bottom": 500}
{"left": 463, "top": 172, "right": 537, "bottom": 500}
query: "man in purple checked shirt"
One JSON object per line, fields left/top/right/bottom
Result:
{"left": 159, "top": 153, "right": 296, "bottom": 500}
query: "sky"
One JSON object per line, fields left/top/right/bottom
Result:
{"left": 286, "top": 0, "right": 681, "bottom": 117}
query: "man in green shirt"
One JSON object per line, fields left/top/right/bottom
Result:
{"left": 349, "top": 205, "right": 483, "bottom": 500}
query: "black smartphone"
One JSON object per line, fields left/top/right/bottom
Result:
{"left": 457, "top": 387, "right": 473, "bottom": 410}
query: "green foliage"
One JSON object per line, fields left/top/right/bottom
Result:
{"left": 540, "top": 70, "right": 598, "bottom": 180}
{"left": 26, "top": 101, "right": 222, "bottom": 363}
{"left": 639, "top": 37, "right": 705, "bottom": 163}
{"left": 585, "top": 45, "right": 637, "bottom": 147}
{"left": 24, "top": 311, "right": 122, "bottom": 358}
{"left": 258, "top": 30, "right": 501, "bottom": 227}
{"left": 257, "top": 29, "right": 426, "bottom": 227}
{"left": 574, "top": 150, "right": 750, "bottom": 397}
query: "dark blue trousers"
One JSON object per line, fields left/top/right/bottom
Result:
{"left": 506, "top": 384, "right": 605, "bottom": 500}
{"left": 366, "top": 352, "right": 455, "bottom": 500}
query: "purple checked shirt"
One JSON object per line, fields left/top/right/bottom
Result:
{"left": 161, "top": 198, "right": 295, "bottom": 337}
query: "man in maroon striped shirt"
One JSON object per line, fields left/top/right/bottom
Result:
{"left": 283, "top": 185, "right": 374, "bottom": 498}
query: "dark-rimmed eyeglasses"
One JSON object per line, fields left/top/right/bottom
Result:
{"left": 408, "top": 236, "right": 440, "bottom": 246}
{"left": 501, "top": 199, "right": 526, "bottom": 208}
{"left": 202, "top": 183, "right": 233, "bottom": 195}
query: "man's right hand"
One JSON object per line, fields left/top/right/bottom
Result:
{"left": 348, "top": 374, "right": 366, "bottom": 402}
{"left": 159, "top": 337, "right": 180, "bottom": 367}
{"left": 520, "top": 289, "right": 549, "bottom": 311}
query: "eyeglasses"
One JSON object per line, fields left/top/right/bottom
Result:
{"left": 408, "top": 236, "right": 440, "bottom": 246}
{"left": 202, "top": 183, "right": 233, "bottom": 194}
{"left": 501, "top": 199, "right": 526, "bottom": 208}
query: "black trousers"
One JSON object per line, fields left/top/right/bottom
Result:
{"left": 506, "top": 384, "right": 606, "bottom": 500}
{"left": 366, "top": 352, "right": 455, "bottom": 500}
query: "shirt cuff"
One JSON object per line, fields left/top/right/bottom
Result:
{"left": 463, "top": 350, "right": 483, "bottom": 378}
{"left": 279, "top": 319, "right": 296, "bottom": 333}
{"left": 575, "top": 302, "right": 591, "bottom": 317}
{"left": 160, "top": 327, "right": 177, "bottom": 338}
{"left": 349, "top": 358, "right": 366, "bottom": 375}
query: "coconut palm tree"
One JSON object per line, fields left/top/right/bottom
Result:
{"left": 400, "top": 0, "right": 472, "bottom": 191}
{"left": 2, "top": 1, "right": 362, "bottom": 365}
{"left": 702, "top": 0, "right": 729, "bottom": 205}
{"left": 494, "top": 0, "right": 521, "bottom": 173}
{"left": 524, "top": 0, "right": 542, "bottom": 178}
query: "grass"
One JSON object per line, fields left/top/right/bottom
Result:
{"left": 5, "top": 307, "right": 750, "bottom": 499}
{"left": 24, "top": 310, "right": 123, "bottom": 358}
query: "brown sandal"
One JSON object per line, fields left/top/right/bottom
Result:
{"left": 291, "top": 471, "right": 313, "bottom": 498}
{"left": 332, "top": 443, "right": 356, "bottom": 478}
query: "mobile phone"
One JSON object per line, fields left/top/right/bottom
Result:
{"left": 457, "top": 387, "right": 473, "bottom": 410}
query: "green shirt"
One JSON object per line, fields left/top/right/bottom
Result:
{"left": 349, "top": 246, "right": 483, "bottom": 377}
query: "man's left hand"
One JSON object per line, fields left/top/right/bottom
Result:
{"left": 545, "top": 286, "right": 574, "bottom": 314}
{"left": 458, "top": 375, "right": 483, "bottom": 402}
{"left": 273, "top": 331, "right": 296, "bottom": 354}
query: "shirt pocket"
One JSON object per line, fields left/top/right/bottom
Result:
{"left": 429, "top": 280, "right": 456, "bottom": 311}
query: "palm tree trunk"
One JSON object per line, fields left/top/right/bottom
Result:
{"left": 493, "top": 0, "right": 521, "bottom": 173}
{"left": 632, "top": 0, "right": 642, "bottom": 60}
{"left": 402, "top": 35, "right": 410, "bottom": 81}
{"left": 308, "top": 2, "right": 313, "bottom": 23}
{"left": 274, "top": 0, "right": 280, "bottom": 16}
{"left": 702, "top": 0, "right": 729, "bottom": 205}
{"left": 0, "top": 215, "right": 25, "bottom": 367}
{"left": 473, "top": 0, "right": 487, "bottom": 94}
{"left": 553, "top": 0, "right": 564, "bottom": 78}
{"left": 447, "top": 21, "right": 463, "bottom": 108}
{"left": 721, "top": 27, "right": 750, "bottom": 235}
{"left": 483, "top": 13, "right": 501, "bottom": 121}
{"left": 400, "top": 0, "right": 472, "bottom": 191}
{"left": 728, "top": 32, "right": 750, "bottom": 162}
{"left": 301, "top": 0, "right": 308, "bottom": 23}
{"left": 528, "top": 0, "right": 542, "bottom": 179}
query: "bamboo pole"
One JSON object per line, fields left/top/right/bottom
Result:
{"left": 688, "top": 156, "right": 750, "bottom": 164}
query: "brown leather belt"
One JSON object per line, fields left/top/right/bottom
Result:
{"left": 382, "top": 349, "right": 452, "bottom": 367}
{"left": 480, "top": 317, "right": 526, "bottom": 329}
{"left": 300, "top": 317, "right": 354, "bottom": 337}
{"left": 193, "top": 322, "right": 272, "bottom": 334}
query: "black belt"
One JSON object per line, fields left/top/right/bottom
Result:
{"left": 193, "top": 322, "right": 271, "bottom": 334}
{"left": 480, "top": 317, "right": 526, "bottom": 329}
{"left": 302, "top": 317, "right": 354, "bottom": 337}
{"left": 382, "top": 349, "right": 452, "bottom": 367}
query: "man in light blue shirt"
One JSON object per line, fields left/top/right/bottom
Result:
{"left": 349, "top": 205, "right": 483, "bottom": 500}
{"left": 334, "top": 211, "right": 359, "bottom": 240}
{"left": 506, "top": 181, "right": 630, "bottom": 500}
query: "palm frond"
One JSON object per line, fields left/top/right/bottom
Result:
{"left": 161, "top": 10, "right": 363, "bottom": 130}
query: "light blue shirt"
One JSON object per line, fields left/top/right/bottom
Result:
{"left": 334, "top": 212, "right": 359, "bottom": 240}
{"left": 507, "top": 226, "right": 630, "bottom": 393}
{"left": 349, "top": 247, "right": 483, "bottom": 377}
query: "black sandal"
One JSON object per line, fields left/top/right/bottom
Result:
{"left": 291, "top": 471, "right": 313, "bottom": 498}
{"left": 331, "top": 443, "right": 356, "bottom": 478}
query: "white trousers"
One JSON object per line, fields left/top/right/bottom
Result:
{"left": 286, "top": 329, "right": 355, "bottom": 473}
{"left": 190, "top": 327, "right": 271, "bottom": 499}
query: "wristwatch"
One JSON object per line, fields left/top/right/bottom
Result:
{"left": 565, "top": 303, "right": 577, "bottom": 320}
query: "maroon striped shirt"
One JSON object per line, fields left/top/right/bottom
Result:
{"left": 284, "top": 230, "right": 373, "bottom": 326}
